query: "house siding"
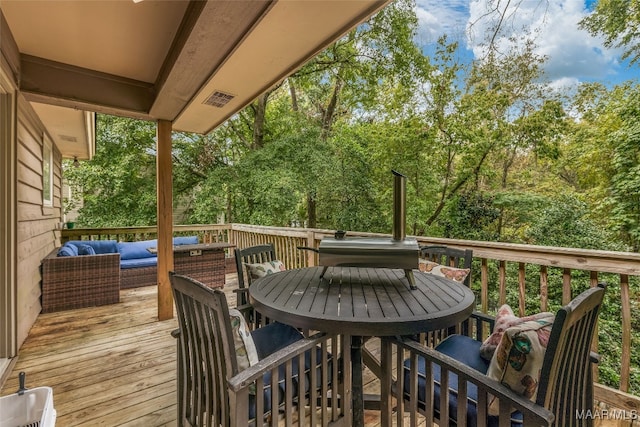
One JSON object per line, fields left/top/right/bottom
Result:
{"left": 15, "top": 95, "right": 62, "bottom": 347}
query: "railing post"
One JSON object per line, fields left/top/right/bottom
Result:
{"left": 306, "top": 230, "right": 316, "bottom": 267}
{"left": 518, "top": 262, "right": 526, "bottom": 317}
{"left": 540, "top": 265, "right": 548, "bottom": 312}
{"left": 481, "top": 258, "right": 488, "bottom": 312}
{"left": 620, "top": 274, "right": 631, "bottom": 392}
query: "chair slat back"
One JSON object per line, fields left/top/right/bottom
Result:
{"left": 170, "top": 272, "right": 237, "bottom": 427}
{"left": 420, "top": 245, "right": 473, "bottom": 287}
{"left": 234, "top": 244, "right": 277, "bottom": 304}
{"left": 537, "top": 283, "right": 605, "bottom": 427}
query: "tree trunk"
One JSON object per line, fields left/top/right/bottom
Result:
{"left": 252, "top": 93, "right": 269, "bottom": 150}
{"left": 289, "top": 79, "right": 299, "bottom": 112}
{"left": 307, "top": 192, "right": 317, "bottom": 228}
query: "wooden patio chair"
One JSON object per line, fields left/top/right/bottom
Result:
{"left": 382, "top": 283, "right": 606, "bottom": 427}
{"left": 170, "top": 272, "right": 344, "bottom": 427}
{"left": 417, "top": 245, "right": 475, "bottom": 344}
{"left": 234, "top": 243, "right": 277, "bottom": 306}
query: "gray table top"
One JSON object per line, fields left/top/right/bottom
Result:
{"left": 249, "top": 266, "right": 475, "bottom": 337}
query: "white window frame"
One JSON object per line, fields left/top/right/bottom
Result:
{"left": 42, "top": 137, "right": 53, "bottom": 206}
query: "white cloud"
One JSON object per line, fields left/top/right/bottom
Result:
{"left": 465, "top": 0, "right": 624, "bottom": 83}
{"left": 413, "top": 0, "right": 630, "bottom": 85}
{"left": 415, "top": 0, "right": 470, "bottom": 45}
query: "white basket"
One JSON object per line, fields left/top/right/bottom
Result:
{"left": 0, "top": 387, "right": 56, "bottom": 427}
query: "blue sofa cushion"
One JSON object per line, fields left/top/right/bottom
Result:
{"left": 67, "top": 240, "right": 118, "bottom": 254}
{"left": 57, "top": 242, "right": 79, "bottom": 257}
{"left": 173, "top": 236, "right": 198, "bottom": 245}
{"left": 117, "top": 240, "right": 158, "bottom": 260}
{"left": 120, "top": 257, "right": 158, "bottom": 269}
{"left": 77, "top": 244, "right": 96, "bottom": 256}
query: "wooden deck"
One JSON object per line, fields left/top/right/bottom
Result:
{"left": 0, "top": 274, "right": 409, "bottom": 427}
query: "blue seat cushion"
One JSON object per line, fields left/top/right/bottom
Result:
{"left": 249, "top": 323, "right": 334, "bottom": 420}
{"left": 67, "top": 240, "right": 118, "bottom": 254}
{"left": 173, "top": 236, "right": 198, "bottom": 245}
{"left": 403, "top": 335, "right": 523, "bottom": 427}
{"left": 117, "top": 240, "right": 158, "bottom": 260}
{"left": 251, "top": 322, "right": 305, "bottom": 359}
{"left": 120, "top": 257, "right": 157, "bottom": 269}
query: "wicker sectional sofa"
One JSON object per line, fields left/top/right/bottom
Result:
{"left": 41, "top": 236, "right": 205, "bottom": 313}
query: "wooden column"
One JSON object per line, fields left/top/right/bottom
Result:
{"left": 0, "top": 89, "right": 17, "bottom": 358}
{"left": 157, "top": 120, "right": 173, "bottom": 320}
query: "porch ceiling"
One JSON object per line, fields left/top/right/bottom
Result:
{"left": 0, "top": 0, "right": 391, "bottom": 159}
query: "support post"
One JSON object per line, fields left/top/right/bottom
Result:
{"left": 157, "top": 120, "right": 173, "bottom": 320}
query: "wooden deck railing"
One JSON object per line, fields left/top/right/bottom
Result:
{"left": 61, "top": 223, "right": 640, "bottom": 413}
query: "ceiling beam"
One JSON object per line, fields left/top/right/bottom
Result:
{"left": 20, "top": 54, "right": 155, "bottom": 118}
{"left": 150, "top": 0, "right": 275, "bottom": 121}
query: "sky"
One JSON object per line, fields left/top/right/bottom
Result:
{"left": 414, "top": 0, "right": 638, "bottom": 89}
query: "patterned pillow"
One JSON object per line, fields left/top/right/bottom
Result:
{"left": 244, "top": 260, "right": 286, "bottom": 283}
{"left": 229, "top": 308, "right": 259, "bottom": 371}
{"left": 479, "top": 305, "right": 554, "bottom": 361}
{"left": 418, "top": 259, "right": 470, "bottom": 283}
{"left": 486, "top": 315, "right": 555, "bottom": 415}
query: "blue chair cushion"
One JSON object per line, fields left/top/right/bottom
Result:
{"left": 403, "top": 335, "right": 523, "bottom": 427}
{"left": 66, "top": 240, "right": 118, "bottom": 254}
{"left": 77, "top": 244, "right": 96, "bottom": 256}
{"left": 120, "top": 257, "right": 158, "bottom": 269}
{"left": 117, "top": 240, "right": 158, "bottom": 260}
{"left": 57, "top": 242, "right": 78, "bottom": 257}
{"left": 249, "top": 323, "right": 334, "bottom": 421}
{"left": 435, "top": 335, "right": 490, "bottom": 373}
{"left": 173, "top": 236, "right": 198, "bottom": 245}
{"left": 251, "top": 322, "right": 305, "bottom": 359}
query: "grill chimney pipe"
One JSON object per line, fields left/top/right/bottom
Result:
{"left": 392, "top": 170, "right": 406, "bottom": 241}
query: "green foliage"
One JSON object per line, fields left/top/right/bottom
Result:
{"left": 69, "top": 115, "right": 158, "bottom": 227}
{"left": 439, "top": 192, "right": 501, "bottom": 240}
{"left": 580, "top": 0, "right": 640, "bottom": 65}
{"left": 525, "top": 193, "right": 622, "bottom": 250}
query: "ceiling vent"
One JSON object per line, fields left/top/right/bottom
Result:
{"left": 203, "top": 90, "right": 235, "bottom": 108}
{"left": 59, "top": 135, "right": 78, "bottom": 142}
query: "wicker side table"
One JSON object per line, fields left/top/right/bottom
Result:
{"left": 173, "top": 243, "right": 233, "bottom": 289}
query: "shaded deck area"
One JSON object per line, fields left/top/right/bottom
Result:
{"left": 0, "top": 275, "right": 406, "bottom": 427}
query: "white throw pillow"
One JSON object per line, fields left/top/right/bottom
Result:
{"left": 229, "top": 308, "right": 259, "bottom": 371}
{"left": 244, "top": 260, "right": 286, "bottom": 283}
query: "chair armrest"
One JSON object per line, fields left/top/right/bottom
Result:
{"left": 233, "top": 288, "right": 250, "bottom": 295}
{"left": 228, "top": 332, "right": 334, "bottom": 392}
{"left": 387, "top": 336, "right": 555, "bottom": 426}
{"left": 171, "top": 329, "right": 180, "bottom": 339}
{"left": 590, "top": 351, "right": 601, "bottom": 364}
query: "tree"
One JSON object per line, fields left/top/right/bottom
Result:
{"left": 562, "top": 82, "right": 640, "bottom": 251}
{"left": 580, "top": 0, "right": 640, "bottom": 65}
{"left": 69, "top": 115, "right": 158, "bottom": 227}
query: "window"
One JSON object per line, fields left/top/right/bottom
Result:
{"left": 43, "top": 138, "right": 53, "bottom": 206}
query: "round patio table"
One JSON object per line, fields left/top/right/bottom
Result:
{"left": 249, "top": 266, "right": 475, "bottom": 427}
